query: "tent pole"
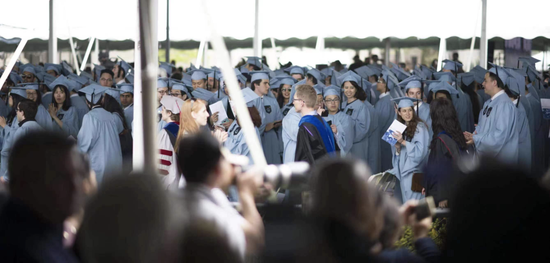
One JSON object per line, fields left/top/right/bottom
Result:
{"left": 480, "top": 0, "right": 488, "bottom": 68}
{"left": 68, "top": 36, "right": 80, "bottom": 74}
{"left": 0, "top": 38, "right": 28, "bottom": 88}
{"left": 165, "top": 0, "right": 170, "bottom": 63}
{"left": 437, "top": 37, "right": 447, "bottom": 71}
{"left": 48, "top": 0, "right": 58, "bottom": 63}
{"left": 133, "top": 2, "right": 144, "bottom": 172}
{"left": 253, "top": 0, "right": 262, "bottom": 58}
{"left": 80, "top": 37, "right": 95, "bottom": 71}
{"left": 196, "top": 40, "right": 205, "bottom": 66}
{"left": 138, "top": 0, "right": 159, "bottom": 174}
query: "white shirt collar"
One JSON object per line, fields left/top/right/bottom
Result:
{"left": 306, "top": 110, "right": 317, "bottom": 116}
{"left": 124, "top": 103, "right": 134, "bottom": 110}
{"left": 379, "top": 92, "right": 390, "bottom": 99}
{"left": 513, "top": 98, "right": 518, "bottom": 105}
{"left": 491, "top": 90, "right": 505, "bottom": 101}
{"left": 414, "top": 102, "right": 423, "bottom": 111}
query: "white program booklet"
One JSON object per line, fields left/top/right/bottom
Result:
{"left": 209, "top": 101, "right": 229, "bottom": 125}
{"left": 382, "top": 119, "right": 407, "bottom": 146}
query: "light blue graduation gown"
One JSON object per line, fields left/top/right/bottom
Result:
{"left": 342, "top": 99, "right": 370, "bottom": 164}
{"left": 157, "top": 105, "right": 166, "bottom": 132}
{"left": 282, "top": 104, "right": 293, "bottom": 117}
{"left": 323, "top": 111, "right": 355, "bottom": 156}
{"left": 252, "top": 97, "right": 267, "bottom": 135}
{"left": 261, "top": 96, "right": 283, "bottom": 164}
{"left": 519, "top": 96, "right": 536, "bottom": 172}
{"left": 515, "top": 101, "right": 532, "bottom": 172}
{"left": 13, "top": 120, "right": 44, "bottom": 142}
{"left": 124, "top": 104, "right": 134, "bottom": 130}
{"left": 0, "top": 118, "right": 18, "bottom": 179}
{"left": 36, "top": 104, "right": 53, "bottom": 131}
{"left": 391, "top": 122, "right": 429, "bottom": 203}
{"left": 476, "top": 89, "right": 490, "bottom": 106}
{"left": 473, "top": 92, "right": 519, "bottom": 165}
{"left": 224, "top": 120, "right": 260, "bottom": 165}
{"left": 52, "top": 106, "right": 79, "bottom": 138}
{"left": 452, "top": 87, "right": 475, "bottom": 133}
{"left": 526, "top": 92, "right": 545, "bottom": 176}
{"left": 364, "top": 101, "right": 381, "bottom": 174}
{"left": 375, "top": 93, "right": 396, "bottom": 171}
{"left": 70, "top": 94, "right": 89, "bottom": 128}
{"left": 417, "top": 102, "right": 433, "bottom": 139}
{"left": 41, "top": 92, "right": 52, "bottom": 109}
{"left": 0, "top": 97, "right": 9, "bottom": 118}
{"left": 78, "top": 107, "right": 123, "bottom": 184}
{"left": 282, "top": 108, "right": 301, "bottom": 164}
{"left": 210, "top": 89, "right": 227, "bottom": 104}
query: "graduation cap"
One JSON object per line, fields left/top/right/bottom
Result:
{"left": 48, "top": 75, "right": 70, "bottom": 91}
{"left": 471, "top": 66, "right": 487, "bottom": 84}
{"left": 421, "top": 65, "right": 434, "bottom": 80}
{"left": 39, "top": 73, "right": 57, "bottom": 86}
{"left": 9, "top": 87, "right": 27, "bottom": 98}
{"left": 442, "top": 59, "right": 463, "bottom": 71}
{"left": 160, "top": 95, "right": 185, "bottom": 114}
{"left": 458, "top": 72, "right": 475, "bottom": 86}
{"left": 18, "top": 83, "right": 39, "bottom": 90}
{"left": 433, "top": 71, "right": 455, "bottom": 83}
{"left": 241, "top": 87, "right": 260, "bottom": 104}
{"left": 188, "top": 63, "right": 198, "bottom": 71}
{"left": 189, "top": 69, "right": 208, "bottom": 81}
{"left": 336, "top": 71, "right": 361, "bottom": 87}
{"left": 61, "top": 61, "right": 74, "bottom": 76}
{"left": 390, "top": 64, "right": 411, "bottom": 81}
{"left": 45, "top": 63, "right": 62, "bottom": 75}
{"left": 207, "top": 70, "right": 223, "bottom": 80}
{"left": 250, "top": 71, "right": 270, "bottom": 83}
{"left": 518, "top": 56, "right": 540, "bottom": 68}
{"left": 157, "top": 78, "right": 169, "bottom": 89}
{"left": 323, "top": 85, "right": 341, "bottom": 98}
{"left": 159, "top": 62, "right": 172, "bottom": 76}
{"left": 398, "top": 75, "right": 423, "bottom": 92}
{"left": 505, "top": 68, "right": 526, "bottom": 97}
{"left": 313, "top": 84, "right": 324, "bottom": 95}
{"left": 391, "top": 97, "right": 420, "bottom": 109}
{"left": 524, "top": 65, "right": 540, "bottom": 83}
{"left": 366, "top": 64, "right": 382, "bottom": 76}
{"left": 22, "top": 65, "right": 37, "bottom": 75}
{"left": 65, "top": 79, "right": 82, "bottom": 92}
{"left": 488, "top": 62, "right": 510, "bottom": 85}
{"left": 118, "top": 83, "right": 134, "bottom": 94}
{"left": 105, "top": 88, "right": 121, "bottom": 104}
{"left": 306, "top": 68, "right": 324, "bottom": 83}
{"left": 79, "top": 84, "right": 108, "bottom": 104}
{"left": 246, "top": 56, "right": 263, "bottom": 69}
{"left": 429, "top": 81, "right": 459, "bottom": 96}
{"left": 192, "top": 87, "right": 215, "bottom": 102}
{"left": 380, "top": 70, "right": 397, "bottom": 90}
{"left": 284, "top": 66, "right": 304, "bottom": 76}
{"left": 413, "top": 66, "right": 426, "bottom": 79}
{"left": 239, "top": 65, "right": 250, "bottom": 75}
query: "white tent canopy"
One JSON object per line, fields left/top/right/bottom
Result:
{"left": 2, "top": 0, "right": 550, "bottom": 42}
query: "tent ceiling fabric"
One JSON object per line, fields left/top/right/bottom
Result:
{"left": 1, "top": 0, "right": 550, "bottom": 42}
{"left": 2, "top": 37, "right": 550, "bottom": 53}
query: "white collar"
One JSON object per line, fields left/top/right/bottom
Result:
{"left": 305, "top": 110, "right": 317, "bottom": 116}
{"left": 124, "top": 103, "right": 134, "bottom": 110}
{"left": 414, "top": 102, "right": 423, "bottom": 110}
{"left": 513, "top": 98, "right": 518, "bottom": 105}
{"left": 491, "top": 90, "right": 505, "bottom": 101}
{"left": 379, "top": 92, "right": 390, "bottom": 99}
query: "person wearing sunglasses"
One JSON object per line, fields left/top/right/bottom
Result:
{"left": 20, "top": 65, "right": 37, "bottom": 84}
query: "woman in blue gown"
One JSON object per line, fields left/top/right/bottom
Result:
{"left": 48, "top": 83, "right": 80, "bottom": 138}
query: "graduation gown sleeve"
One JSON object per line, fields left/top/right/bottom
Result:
{"left": 53, "top": 107, "right": 79, "bottom": 138}
{"left": 158, "top": 128, "right": 180, "bottom": 190}
{"left": 36, "top": 105, "right": 53, "bottom": 131}
{"left": 282, "top": 109, "right": 301, "bottom": 163}
{"left": 295, "top": 122, "right": 327, "bottom": 165}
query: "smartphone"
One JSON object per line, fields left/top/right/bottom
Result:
{"left": 321, "top": 108, "right": 329, "bottom": 117}
{"left": 327, "top": 120, "right": 333, "bottom": 126}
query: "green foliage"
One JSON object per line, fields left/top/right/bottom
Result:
{"left": 396, "top": 218, "right": 447, "bottom": 252}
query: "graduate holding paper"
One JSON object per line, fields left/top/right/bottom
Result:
{"left": 390, "top": 97, "right": 430, "bottom": 203}
{"left": 375, "top": 71, "right": 397, "bottom": 171}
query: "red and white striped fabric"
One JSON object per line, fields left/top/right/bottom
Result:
{"left": 157, "top": 129, "right": 180, "bottom": 190}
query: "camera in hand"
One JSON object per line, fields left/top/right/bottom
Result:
{"left": 263, "top": 162, "right": 310, "bottom": 190}
{"left": 326, "top": 120, "right": 332, "bottom": 126}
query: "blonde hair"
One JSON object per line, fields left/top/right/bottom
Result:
{"left": 175, "top": 99, "right": 207, "bottom": 152}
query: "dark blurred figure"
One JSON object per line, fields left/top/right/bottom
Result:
{"left": 452, "top": 53, "right": 464, "bottom": 73}
{"left": 76, "top": 173, "right": 182, "bottom": 263}
{"left": 371, "top": 55, "right": 379, "bottom": 65}
{"left": 376, "top": 191, "right": 441, "bottom": 263}
{"left": 302, "top": 158, "right": 383, "bottom": 262}
{"left": 331, "top": 60, "right": 344, "bottom": 72}
{"left": 444, "top": 157, "right": 550, "bottom": 263}
{"left": 431, "top": 59, "right": 438, "bottom": 70}
{"left": 178, "top": 221, "right": 241, "bottom": 263}
{"left": 349, "top": 55, "right": 364, "bottom": 71}
{"left": 0, "top": 132, "right": 86, "bottom": 262}
{"left": 425, "top": 98, "right": 474, "bottom": 208}
{"left": 103, "top": 94, "right": 133, "bottom": 175}
{"left": 364, "top": 57, "right": 371, "bottom": 65}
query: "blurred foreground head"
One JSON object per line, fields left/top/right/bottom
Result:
{"left": 306, "top": 158, "right": 383, "bottom": 261}
{"left": 76, "top": 174, "right": 183, "bottom": 263}
{"left": 445, "top": 157, "right": 550, "bottom": 262}
{"left": 9, "top": 131, "right": 86, "bottom": 224}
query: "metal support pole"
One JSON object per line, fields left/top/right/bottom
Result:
{"left": 165, "top": 0, "right": 170, "bottom": 63}
{"left": 0, "top": 38, "right": 28, "bottom": 88}
{"left": 48, "top": 0, "right": 58, "bottom": 63}
{"left": 68, "top": 36, "right": 80, "bottom": 74}
{"left": 138, "top": 0, "right": 159, "bottom": 174}
{"left": 196, "top": 40, "right": 205, "bottom": 66}
{"left": 480, "top": 0, "right": 488, "bottom": 68}
{"left": 133, "top": 3, "right": 144, "bottom": 171}
{"left": 253, "top": 0, "right": 262, "bottom": 58}
{"left": 384, "top": 38, "right": 391, "bottom": 66}
{"left": 80, "top": 37, "right": 95, "bottom": 71}
{"left": 437, "top": 37, "right": 447, "bottom": 71}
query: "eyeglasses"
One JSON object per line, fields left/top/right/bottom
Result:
{"left": 293, "top": 98, "right": 303, "bottom": 103}
{"left": 281, "top": 88, "right": 291, "bottom": 92}
{"left": 21, "top": 75, "right": 33, "bottom": 79}
{"left": 324, "top": 99, "right": 339, "bottom": 104}
{"left": 158, "top": 90, "right": 168, "bottom": 95}
{"left": 100, "top": 78, "right": 113, "bottom": 82}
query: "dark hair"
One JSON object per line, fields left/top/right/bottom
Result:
{"left": 8, "top": 93, "right": 26, "bottom": 124}
{"left": 376, "top": 190, "right": 402, "bottom": 249}
{"left": 18, "top": 99, "right": 38, "bottom": 121}
{"left": 460, "top": 82, "right": 482, "bottom": 123}
{"left": 277, "top": 84, "right": 287, "bottom": 108}
{"left": 52, "top": 85, "right": 72, "bottom": 111}
{"left": 378, "top": 75, "right": 389, "bottom": 93}
{"left": 9, "top": 132, "right": 76, "bottom": 192}
{"left": 251, "top": 79, "right": 261, "bottom": 91}
{"left": 249, "top": 64, "right": 261, "bottom": 71}
{"left": 177, "top": 131, "right": 222, "bottom": 183}
{"left": 427, "top": 90, "right": 452, "bottom": 104}
{"left": 117, "top": 67, "right": 126, "bottom": 79}
{"left": 429, "top": 98, "right": 467, "bottom": 150}
{"left": 30, "top": 88, "right": 42, "bottom": 106}
{"left": 103, "top": 94, "right": 129, "bottom": 130}
{"left": 306, "top": 73, "right": 318, "bottom": 85}
{"left": 350, "top": 81, "right": 368, "bottom": 101}
{"left": 487, "top": 72, "right": 504, "bottom": 89}
{"left": 396, "top": 106, "right": 425, "bottom": 141}
{"left": 100, "top": 69, "right": 115, "bottom": 79}
{"left": 370, "top": 74, "right": 379, "bottom": 83}
{"left": 444, "top": 158, "right": 550, "bottom": 263}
